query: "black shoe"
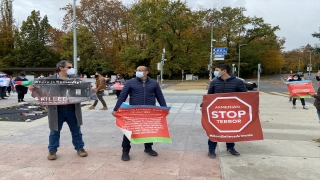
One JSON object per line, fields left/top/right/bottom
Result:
{"left": 21, "top": 100, "right": 26, "bottom": 102}
{"left": 208, "top": 150, "right": 216, "bottom": 158}
{"left": 18, "top": 99, "right": 21, "bottom": 103}
{"left": 121, "top": 152, "right": 130, "bottom": 161}
{"left": 144, "top": 149, "right": 158, "bottom": 156}
{"left": 227, "top": 148, "right": 240, "bottom": 156}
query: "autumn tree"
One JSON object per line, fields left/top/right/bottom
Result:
{"left": 10, "top": 10, "right": 59, "bottom": 67}
{"left": 60, "top": 26, "right": 110, "bottom": 75}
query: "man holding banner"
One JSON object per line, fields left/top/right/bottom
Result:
{"left": 112, "top": 66, "right": 167, "bottom": 161}
{"left": 201, "top": 64, "right": 248, "bottom": 158}
{"left": 29, "top": 60, "right": 88, "bottom": 160}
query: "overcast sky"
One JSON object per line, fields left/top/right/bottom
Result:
{"left": 12, "top": 0, "right": 320, "bottom": 51}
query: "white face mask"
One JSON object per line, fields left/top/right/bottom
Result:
{"left": 136, "top": 71, "right": 144, "bottom": 78}
{"left": 293, "top": 78, "right": 298, "bottom": 80}
{"left": 67, "top": 68, "right": 76, "bottom": 75}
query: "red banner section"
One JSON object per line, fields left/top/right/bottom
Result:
{"left": 115, "top": 103, "right": 171, "bottom": 144}
{"left": 201, "top": 92, "right": 263, "bottom": 142}
{"left": 286, "top": 80, "right": 315, "bottom": 98}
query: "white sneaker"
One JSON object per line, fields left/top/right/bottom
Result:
{"left": 303, "top": 106, "right": 308, "bottom": 110}
{"left": 292, "top": 105, "right": 296, "bottom": 109}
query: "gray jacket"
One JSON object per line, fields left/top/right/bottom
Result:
{"left": 32, "top": 73, "right": 83, "bottom": 131}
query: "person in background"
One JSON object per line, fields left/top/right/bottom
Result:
{"left": 112, "top": 66, "right": 167, "bottom": 161}
{"left": 88, "top": 71, "right": 108, "bottom": 110}
{"left": 115, "top": 74, "right": 125, "bottom": 99}
{"left": 2, "top": 74, "right": 10, "bottom": 98}
{"left": 200, "top": 64, "right": 247, "bottom": 158}
{"left": 316, "top": 71, "right": 320, "bottom": 81}
{"left": 5, "top": 75, "right": 13, "bottom": 95}
{"left": 0, "top": 73, "right": 7, "bottom": 99}
{"left": 38, "top": 74, "right": 45, "bottom": 78}
{"left": 14, "top": 73, "right": 29, "bottom": 102}
{"left": 289, "top": 74, "right": 308, "bottom": 110}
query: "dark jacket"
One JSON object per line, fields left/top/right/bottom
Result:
{"left": 288, "top": 77, "right": 302, "bottom": 82}
{"left": 14, "top": 77, "right": 28, "bottom": 94}
{"left": 200, "top": 75, "right": 247, "bottom": 107}
{"left": 312, "top": 87, "right": 320, "bottom": 109}
{"left": 113, "top": 77, "right": 167, "bottom": 111}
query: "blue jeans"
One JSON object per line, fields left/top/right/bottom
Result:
{"left": 208, "top": 139, "right": 235, "bottom": 150}
{"left": 48, "top": 110, "right": 84, "bottom": 152}
{"left": 317, "top": 110, "right": 320, "bottom": 120}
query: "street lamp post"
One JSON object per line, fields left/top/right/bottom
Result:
{"left": 73, "top": 0, "right": 78, "bottom": 74}
{"left": 308, "top": 51, "right": 312, "bottom": 77}
{"left": 160, "top": 48, "right": 166, "bottom": 89}
{"left": 209, "top": 24, "right": 213, "bottom": 81}
{"left": 238, "top": 44, "right": 247, "bottom": 77}
{"left": 298, "top": 57, "right": 301, "bottom": 72}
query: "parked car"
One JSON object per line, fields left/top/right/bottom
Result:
{"left": 236, "top": 77, "right": 258, "bottom": 90}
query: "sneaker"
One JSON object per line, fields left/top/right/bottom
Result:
{"left": 20, "top": 100, "right": 26, "bottom": 102}
{"left": 99, "top": 106, "right": 108, "bottom": 110}
{"left": 121, "top": 152, "right": 130, "bottom": 161}
{"left": 77, "top": 149, "right": 88, "bottom": 157}
{"left": 303, "top": 106, "right": 308, "bottom": 110}
{"left": 208, "top": 150, "right": 216, "bottom": 158}
{"left": 47, "top": 151, "right": 57, "bottom": 160}
{"left": 18, "top": 100, "right": 21, "bottom": 103}
{"left": 227, "top": 148, "right": 240, "bottom": 156}
{"left": 88, "top": 106, "right": 95, "bottom": 110}
{"left": 144, "top": 149, "right": 158, "bottom": 156}
{"left": 292, "top": 105, "right": 296, "bottom": 109}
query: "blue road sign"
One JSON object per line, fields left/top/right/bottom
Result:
{"left": 214, "top": 47, "right": 228, "bottom": 55}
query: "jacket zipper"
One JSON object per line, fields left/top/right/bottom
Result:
{"left": 143, "top": 81, "right": 146, "bottom": 105}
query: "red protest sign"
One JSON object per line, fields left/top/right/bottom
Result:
{"left": 201, "top": 92, "right": 263, "bottom": 142}
{"left": 286, "top": 80, "right": 315, "bottom": 98}
{"left": 116, "top": 103, "right": 171, "bottom": 144}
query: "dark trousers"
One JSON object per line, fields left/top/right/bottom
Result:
{"left": 122, "top": 135, "right": 153, "bottom": 153}
{"left": 18, "top": 93, "right": 25, "bottom": 101}
{"left": 2, "top": 86, "right": 7, "bottom": 97}
{"left": 48, "top": 110, "right": 84, "bottom": 152}
{"left": 208, "top": 139, "right": 235, "bottom": 150}
{"left": 116, "top": 90, "right": 121, "bottom": 98}
{"left": 0, "top": 86, "right": 4, "bottom": 98}
{"left": 293, "top": 98, "right": 305, "bottom": 106}
{"left": 7, "top": 86, "right": 11, "bottom": 94}
{"left": 92, "top": 91, "right": 107, "bottom": 107}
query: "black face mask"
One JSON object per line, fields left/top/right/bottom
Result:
{"left": 316, "top": 76, "right": 320, "bottom": 81}
{"left": 94, "top": 75, "right": 99, "bottom": 78}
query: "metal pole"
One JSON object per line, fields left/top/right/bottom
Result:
{"left": 73, "top": 0, "right": 78, "bottom": 74}
{"left": 160, "top": 48, "right": 165, "bottom": 89}
{"left": 309, "top": 51, "right": 311, "bottom": 77}
{"left": 257, "top": 64, "right": 261, "bottom": 92}
{"left": 209, "top": 24, "right": 213, "bottom": 80}
{"left": 298, "top": 57, "right": 301, "bottom": 72}
{"left": 238, "top": 44, "right": 240, "bottom": 77}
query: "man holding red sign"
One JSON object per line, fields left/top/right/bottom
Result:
{"left": 112, "top": 66, "right": 167, "bottom": 161}
{"left": 200, "top": 64, "right": 248, "bottom": 158}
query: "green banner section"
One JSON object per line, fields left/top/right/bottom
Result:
{"left": 291, "top": 95, "right": 311, "bottom": 98}
{"left": 130, "top": 137, "right": 172, "bottom": 144}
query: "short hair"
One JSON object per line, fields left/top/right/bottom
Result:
{"left": 96, "top": 71, "right": 102, "bottom": 75}
{"left": 56, "top": 60, "right": 71, "bottom": 71}
{"left": 136, "top": 66, "right": 148, "bottom": 71}
{"left": 216, "top": 64, "right": 230, "bottom": 74}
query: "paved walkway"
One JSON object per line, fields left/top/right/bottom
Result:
{"left": 0, "top": 82, "right": 319, "bottom": 180}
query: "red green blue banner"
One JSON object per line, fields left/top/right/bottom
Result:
{"left": 14, "top": 80, "right": 33, "bottom": 87}
{"left": 286, "top": 80, "right": 315, "bottom": 98}
{"left": 115, "top": 103, "right": 171, "bottom": 144}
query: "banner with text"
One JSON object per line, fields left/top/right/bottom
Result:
{"left": 286, "top": 80, "right": 315, "bottom": 98}
{"left": 201, "top": 92, "right": 263, "bottom": 142}
{"left": 33, "top": 78, "right": 97, "bottom": 105}
{"left": 115, "top": 103, "right": 171, "bottom": 144}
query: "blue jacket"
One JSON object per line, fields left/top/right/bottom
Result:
{"left": 200, "top": 75, "right": 247, "bottom": 107}
{"left": 113, "top": 77, "right": 167, "bottom": 111}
